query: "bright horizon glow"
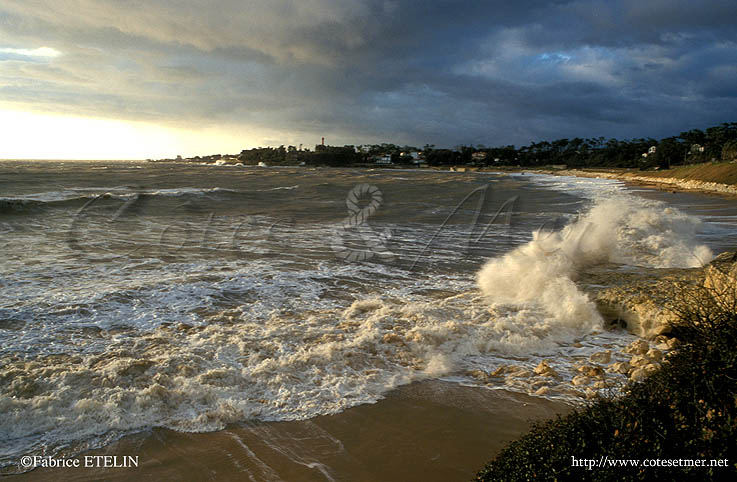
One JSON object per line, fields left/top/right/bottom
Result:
{"left": 0, "top": 109, "right": 266, "bottom": 160}
{"left": 0, "top": 46, "right": 62, "bottom": 57}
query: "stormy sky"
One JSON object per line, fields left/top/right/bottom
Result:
{"left": 1, "top": 0, "right": 736, "bottom": 158}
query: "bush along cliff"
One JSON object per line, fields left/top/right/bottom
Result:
{"left": 475, "top": 254, "right": 737, "bottom": 481}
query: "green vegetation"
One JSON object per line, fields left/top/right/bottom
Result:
{"left": 235, "top": 144, "right": 363, "bottom": 166}
{"left": 638, "top": 161, "right": 737, "bottom": 186}
{"left": 503, "top": 122, "right": 737, "bottom": 169}
{"left": 163, "top": 121, "right": 737, "bottom": 169}
{"left": 474, "top": 261, "right": 737, "bottom": 481}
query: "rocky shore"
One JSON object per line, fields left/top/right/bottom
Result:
{"left": 470, "top": 251, "right": 736, "bottom": 401}
{"left": 476, "top": 251, "right": 737, "bottom": 480}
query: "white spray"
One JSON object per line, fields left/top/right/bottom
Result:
{"left": 477, "top": 194, "right": 713, "bottom": 345}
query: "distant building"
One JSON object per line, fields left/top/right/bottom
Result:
{"left": 411, "top": 152, "right": 426, "bottom": 166}
{"left": 690, "top": 144, "right": 705, "bottom": 153}
{"left": 375, "top": 155, "right": 392, "bottom": 165}
{"left": 471, "top": 152, "right": 488, "bottom": 161}
{"left": 642, "top": 145, "right": 657, "bottom": 159}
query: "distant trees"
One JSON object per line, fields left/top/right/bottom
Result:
{"left": 705, "top": 123, "right": 737, "bottom": 160}
{"left": 309, "top": 144, "right": 361, "bottom": 166}
{"left": 723, "top": 140, "right": 737, "bottom": 163}
{"left": 238, "top": 146, "right": 295, "bottom": 165}
{"left": 423, "top": 148, "right": 461, "bottom": 166}
{"left": 654, "top": 137, "right": 687, "bottom": 169}
{"left": 200, "top": 121, "right": 737, "bottom": 169}
{"left": 479, "top": 122, "right": 736, "bottom": 169}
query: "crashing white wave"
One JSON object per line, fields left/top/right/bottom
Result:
{"left": 477, "top": 194, "right": 713, "bottom": 344}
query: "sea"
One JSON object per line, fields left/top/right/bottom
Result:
{"left": 1, "top": 160, "right": 737, "bottom": 472}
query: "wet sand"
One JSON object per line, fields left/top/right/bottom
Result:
{"left": 9, "top": 381, "right": 570, "bottom": 482}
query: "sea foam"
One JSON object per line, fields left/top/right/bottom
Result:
{"left": 477, "top": 194, "right": 714, "bottom": 344}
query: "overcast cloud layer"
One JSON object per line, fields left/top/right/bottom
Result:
{"left": 1, "top": 0, "right": 736, "bottom": 148}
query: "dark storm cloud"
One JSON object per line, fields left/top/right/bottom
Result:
{"left": 1, "top": 0, "right": 735, "bottom": 147}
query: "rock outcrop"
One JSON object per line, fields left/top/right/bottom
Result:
{"left": 583, "top": 251, "right": 736, "bottom": 339}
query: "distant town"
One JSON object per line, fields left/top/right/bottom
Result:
{"left": 154, "top": 122, "right": 737, "bottom": 170}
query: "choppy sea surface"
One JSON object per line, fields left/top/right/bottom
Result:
{"left": 2, "top": 160, "right": 736, "bottom": 469}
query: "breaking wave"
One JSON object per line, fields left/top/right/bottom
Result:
{"left": 477, "top": 194, "right": 713, "bottom": 346}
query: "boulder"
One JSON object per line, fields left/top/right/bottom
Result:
{"left": 572, "top": 375, "right": 590, "bottom": 386}
{"left": 534, "top": 386, "right": 550, "bottom": 396}
{"left": 534, "top": 360, "right": 559, "bottom": 378}
{"left": 629, "top": 354, "right": 651, "bottom": 367}
{"left": 630, "top": 368, "right": 649, "bottom": 382}
{"left": 624, "top": 339, "right": 649, "bottom": 355}
{"left": 489, "top": 366, "right": 506, "bottom": 377}
{"left": 590, "top": 350, "right": 611, "bottom": 364}
{"left": 506, "top": 366, "right": 532, "bottom": 378}
{"left": 577, "top": 365, "right": 605, "bottom": 378}
{"left": 646, "top": 348, "right": 664, "bottom": 361}
{"left": 608, "top": 361, "right": 631, "bottom": 375}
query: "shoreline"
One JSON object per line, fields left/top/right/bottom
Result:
{"left": 6, "top": 380, "right": 570, "bottom": 481}
{"left": 148, "top": 158, "right": 737, "bottom": 197}
{"left": 523, "top": 166, "right": 737, "bottom": 197}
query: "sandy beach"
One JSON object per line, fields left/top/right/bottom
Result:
{"left": 8, "top": 381, "right": 569, "bottom": 482}
{"left": 526, "top": 167, "right": 737, "bottom": 197}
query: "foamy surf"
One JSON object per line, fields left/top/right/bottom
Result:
{"left": 1, "top": 163, "right": 732, "bottom": 473}
{"left": 477, "top": 194, "right": 713, "bottom": 351}
{"left": 1, "top": 193, "right": 714, "bottom": 469}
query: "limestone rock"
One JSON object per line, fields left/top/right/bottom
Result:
{"left": 608, "top": 361, "right": 631, "bottom": 374}
{"left": 703, "top": 265, "right": 737, "bottom": 304}
{"left": 506, "top": 366, "right": 532, "bottom": 378}
{"left": 624, "top": 339, "right": 649, "bottom": 355}
{"left": 654, "top": 335, "right": 671, "bottom": 351}
{"left": 489, "top": 366, "right": 506, "bottom": 377}
{"left": 630, "top": 354, "right": 651, "bottom": 367}
{"left": 534, "top": 386, "right": 550, "bottom": 396}
{"left": 643, "top": 364, "right": 660, "bottom": 375}
{"left": 646, "top": 348, "right": 663, "bottom": 361}
{"left": 572, "top": 375, "right": 590, "bottom": 386}
{"left": 590, "top": 350, "right": 611, "bottom": 364}
{"left": 630, "top": 368, "right": 649, "bottom": 382}
{"left": 577, "top": 365, "right": 605, "bottom": 378}
{"left": 652, "top": 324, "right": 672, "bottom": 337}
{"left": 534, "top": 360, "right": 559, "bottom": 378}
{"left": 467, "top": 369, "right": 488, "bottom": 380}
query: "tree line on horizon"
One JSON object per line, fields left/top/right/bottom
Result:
{"left": 193, "top": 121, "right": 737, "bottom": 169}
